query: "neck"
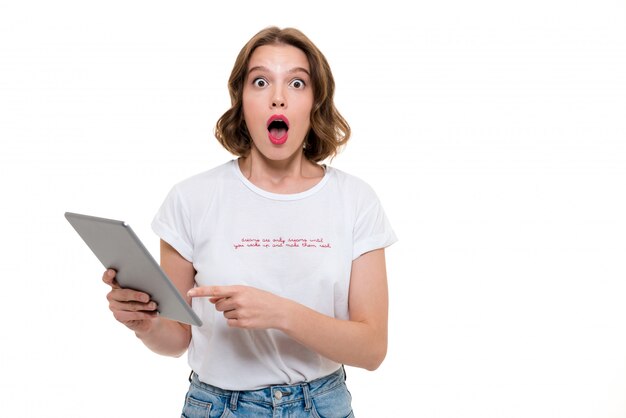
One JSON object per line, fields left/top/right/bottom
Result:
{"left": 238, "top": 147, "right": 324, "bottom": 193}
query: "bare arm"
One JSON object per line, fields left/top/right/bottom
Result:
{"left": 281, "top": 249, "right": 388, "bottom": 370}
{"left": 188, "top": 248, "right": 389, "bottom": 370}
{"left": 103, "top": 240, "right": 195, "bottom": 357}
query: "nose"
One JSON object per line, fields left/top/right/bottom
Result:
{"left": 271, "top": 87, "right": 286, "bottom": 109}
{"left": 272, "top": 97, "right": 286, "bottom": 108}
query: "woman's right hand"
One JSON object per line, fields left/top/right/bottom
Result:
{"left": 102, "top": 269, "right": 158, "bottom": 334}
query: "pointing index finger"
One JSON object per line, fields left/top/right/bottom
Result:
{"left": 188, "top": 286, "right": 232, "bottom": 298}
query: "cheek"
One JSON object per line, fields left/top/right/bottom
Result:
{"left": 294, "top": 99, "right": 314, "bottom": 129}
{"left": 242, "top": 96, "right": 262, "bottom": 128}
{"left": 242, "top": 92, "right": 252, "bottom": 114}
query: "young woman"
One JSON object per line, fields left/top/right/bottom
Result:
{"left": 102, "top": 26, "right": 397, "bottom": 417}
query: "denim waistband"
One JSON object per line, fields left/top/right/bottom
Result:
{"left": 189, "top": 366, "right": 346, "bottom": 410}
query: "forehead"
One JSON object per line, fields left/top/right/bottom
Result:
{"left": 248, "top": 44, "right": 310, "bottom": 72}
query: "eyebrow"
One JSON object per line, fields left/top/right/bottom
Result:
{"left": 248, "top": 66, "right": 311, "bottom": 76}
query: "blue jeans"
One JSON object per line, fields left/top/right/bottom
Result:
{"left": 181, "top": 367, "right": 354, "bottom": 418}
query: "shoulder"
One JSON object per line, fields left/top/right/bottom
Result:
{"left": 327, "top": 166, "right": 380, "bottom": 202}
{"left": 171, "top": 160, "right": 235, "bottom": 196}
{"left": 160, "top": 160, "right": 237, "bottom": 219}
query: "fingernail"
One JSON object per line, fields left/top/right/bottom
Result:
{"left": 187, "top": 290, "right": 196, "bottom": 297}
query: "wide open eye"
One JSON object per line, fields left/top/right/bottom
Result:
{"left": 253, "top": 78, "right": 268, "bottom": 88}
{"left": 289, "top": 78, "right": 306, "bottom": 89}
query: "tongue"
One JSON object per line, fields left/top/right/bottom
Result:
{"left": 269, "top": 127, "right": 287, "bottom": 140}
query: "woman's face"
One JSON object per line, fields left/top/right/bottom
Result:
{"left": 242, "top": 44, "right": 314, "bottom": 162}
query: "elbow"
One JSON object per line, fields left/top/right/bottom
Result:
{"left": 153, "top": 343, "right": 188, "bottom": 358}
{"left": 364, "top": 346, "right": 387, "bottom": 371}
{"left": 171, "top": 349, "right": 188, "bottom": 358}
{"left": 168, "top": 342, "right": 189, "bottom": 358}
{"left": 359, "top": 338, "right": 387, "bottom": 371}
{"left": 170, "top": 328, "right": 192, "bottom": 358}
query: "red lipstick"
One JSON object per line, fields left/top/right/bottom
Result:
{"left": 266, "top": 114, "right": 289, "bottom": 145}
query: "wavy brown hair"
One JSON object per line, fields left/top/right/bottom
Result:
{"left": 215, "top": 27, "right": 350, "bottom": 163}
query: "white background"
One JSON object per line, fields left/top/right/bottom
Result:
{"left": 1, "top": 1, "right": 625, "bottom": 417}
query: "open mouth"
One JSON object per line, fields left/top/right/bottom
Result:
{"left": 267, "top": 114, "right": 289, "bottom": 145}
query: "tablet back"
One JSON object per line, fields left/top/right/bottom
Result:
{"left": 65, "top": 212, "right": 202, "bottom": 326}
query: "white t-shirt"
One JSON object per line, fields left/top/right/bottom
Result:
{"left": 151, "top": 159, "right": 397, "bottom": 390}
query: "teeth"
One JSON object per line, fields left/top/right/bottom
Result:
{"left": 268, "top": 117, "right": 288, "bottom": 130}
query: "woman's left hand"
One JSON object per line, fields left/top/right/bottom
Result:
{"left": 188, "top": 285, "right": 288, "bottom": 330}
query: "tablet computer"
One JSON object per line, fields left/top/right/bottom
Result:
{"left": 65, "top": 212, "right": 202, "bottom": 326}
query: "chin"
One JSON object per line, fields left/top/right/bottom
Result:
{"left": 265, "top": 149, "right": 303, "bottom": 162}
{"left": 252, "top": 141, "right": 304, "bottom": 162}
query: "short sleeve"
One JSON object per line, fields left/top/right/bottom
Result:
{"left": 151, "top": 185, "right": 194, "bottom": 262}
{"left": 352, "top": 188, "right": 398, "bottom": 260}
